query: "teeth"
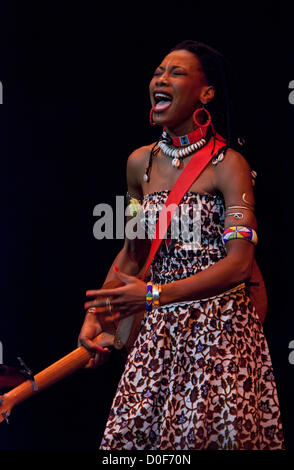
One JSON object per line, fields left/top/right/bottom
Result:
{"left": 154, "top": 92, "right": 172, "bottom": 100}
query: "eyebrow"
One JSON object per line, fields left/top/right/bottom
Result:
{"left": 156, "top": 65, "right": 187, "bottom": 71}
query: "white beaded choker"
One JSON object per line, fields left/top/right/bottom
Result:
{"left": 158, "top": 130, "right": 207, "bottom": 168}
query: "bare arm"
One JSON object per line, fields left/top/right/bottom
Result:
{"left": 102, "top": 146, "right": 151, "bottom": 284}
{"left": 78, "top": 146, "right": 150, "bottom": 360}
{"left": 160, "top": 149, "right": 257, "bottom": 304}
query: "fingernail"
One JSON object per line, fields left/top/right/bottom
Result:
{"left": 114, "top": 265, "right": 119, "bottom": 272}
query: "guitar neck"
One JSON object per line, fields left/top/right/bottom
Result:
{"left": 3, "top": 345, "right": 91, "bottom": 409}
{"left": 2, "top": 279, "right": 140, "bottom": 417}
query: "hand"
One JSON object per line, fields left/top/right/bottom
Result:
{"left": 78, "top": 309, "right": 113, "bottom": 368}
{"left": 84, "top": 266, "right": 146, "bottom": 321}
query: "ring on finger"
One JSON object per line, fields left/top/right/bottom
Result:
{"left": 87, "top": 307, "right": 96, "bottom": 314}
{"left": 105, "top": 297, "right": 112, "bottom": 313}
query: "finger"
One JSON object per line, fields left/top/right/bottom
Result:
{"left": 93, "top": 349, "right": 111, "bottom": 368}
{"left": 101, "top": 312, "right": 121, "bottom": 323}
{"left": 110, "top": 309, "right": 138, "bottom": 320}
{"left": 79, "top": 337, "right": 106, "bottom": 355}
{"left": 84, "top": 357, "right": 96, "bottom": 369}
{"left": 92, "top": 310, "right": 121, "bottom": 322}
{"left": 84, "top": 298, "right": 122, "bottom": 310}
{"left": 86, "top": 288, "right": 124, "bottom": 298}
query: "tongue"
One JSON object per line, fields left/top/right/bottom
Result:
{"left": 154, "top": 100, "right": 171, "bottom": 112}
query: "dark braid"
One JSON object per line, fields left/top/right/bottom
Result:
{"left": 144, "top": 141, "right": 160, "bottom": 182}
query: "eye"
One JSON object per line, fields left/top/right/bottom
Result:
{"left": 173, "top": 69, "right": 186, "bottom": 75}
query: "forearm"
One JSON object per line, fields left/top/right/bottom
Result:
{"left": 160, "top": 255, "right": 252, "bottom": 305}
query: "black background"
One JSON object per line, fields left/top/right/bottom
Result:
{"left": 0, "top": 2, "right": 293, "bottom": 453}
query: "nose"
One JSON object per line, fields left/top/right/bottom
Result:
{"left": 155, "top": 71, "right": 169, "bottom": 87}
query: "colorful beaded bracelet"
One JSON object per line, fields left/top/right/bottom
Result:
{"left": 146, "top": 282, "right": 153, "bottom": 312}
{"left": 222, "top": 226, "right": 258, "bottom": 245}
{"left": 146, "top": 282, "right": 162, "bottom": 311}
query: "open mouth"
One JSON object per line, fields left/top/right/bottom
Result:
{"left": 153, "top": 91, "right": 173, "bottom": 113}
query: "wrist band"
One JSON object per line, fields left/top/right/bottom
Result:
{"left": 152, "top": 284, "right": 162, "bottom": 307}
{"left": 222, "top": 226, "right": 258, "bottom": 245}
{"left": 146, "top": 282, "right": 153, "bottom": 312}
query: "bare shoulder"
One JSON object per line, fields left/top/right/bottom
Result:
{"left": 127, "top": 143, "right": 154, "bottom": 167}
{"left": 213, "top": 147, "right": 255, "bottom": 207}
{"left": 213, "top": 147, "right": 252, "bottom": 188}
{"left": 126, "top": 143, "right": 155, "bottom": 197}
{"left": 214, "top": 147, "right": 251, "bottom": 176}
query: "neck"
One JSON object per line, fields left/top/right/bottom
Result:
{"left": 163, "top": 125, "right": 210, "bottom": 148}
{"left": 164, "top": 116, "right": 197, "bottom": 137}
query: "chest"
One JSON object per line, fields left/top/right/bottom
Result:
{"left": 142, "top": 150, "right": 217, "bottom": 197}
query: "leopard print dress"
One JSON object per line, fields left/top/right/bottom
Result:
{"left": 99, "top": 190, "right": 284, "bottom": 450}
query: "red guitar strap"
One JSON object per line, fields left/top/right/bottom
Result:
{"left": 141, "top": 135, "right": 227, "bottom": 281}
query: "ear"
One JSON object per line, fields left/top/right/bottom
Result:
{"left": 200, "top": 85, "right": 215, "bottom": 105}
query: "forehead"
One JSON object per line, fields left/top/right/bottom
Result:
{"left": 159, "top": 49, "right": 203, "bottom": 71}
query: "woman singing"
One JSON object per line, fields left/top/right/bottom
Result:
{"left": 79, "top": 40, "right": 284, "bottom": 450}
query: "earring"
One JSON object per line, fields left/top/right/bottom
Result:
{"left": 149, "top": 107, "right": 157, "bottom": 126}
{"left": 193, "top": 104, "right": 212, "bottom": 128}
